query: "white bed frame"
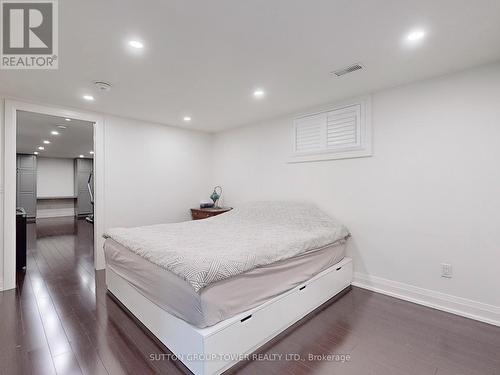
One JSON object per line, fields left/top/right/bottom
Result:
{"left": 106, "top": 257, "right": 353, "bottom": 375}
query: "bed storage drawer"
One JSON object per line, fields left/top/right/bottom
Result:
{"left": 202, "top": 257, "right": 353, "bottom": 374}
{"left": 107, "top": 257, "right": 353, "bottom": 375}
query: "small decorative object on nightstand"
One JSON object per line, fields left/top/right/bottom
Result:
{"left": 210, "top": 186, "right": 223, "bottom": 208}
{"left": 191, "top": 207, "right": 232, "bottom": 220}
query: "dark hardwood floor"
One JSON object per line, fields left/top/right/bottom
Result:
{"left": 1, "top": 217, "right": 500, "bottom": 375}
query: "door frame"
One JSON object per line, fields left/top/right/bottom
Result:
{"left": 3, "top": 99, "right": 106, "bottom": 290}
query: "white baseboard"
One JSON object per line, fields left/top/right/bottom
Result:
{"left": 352, "top": 272, "right": 500, "bottom": 327}
{"left": 36, "top": 208, "right": 75, "bottom": 218}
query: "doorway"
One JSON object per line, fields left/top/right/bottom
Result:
{"left": 3, "top": 100, "right": 105, "bottom": 291}
{"left": 16, "top": 111, "right": 95, "bottom": 275}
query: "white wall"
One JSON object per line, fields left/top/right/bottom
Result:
{"left": 37, "top": 157, "right": 75, "bottom": 197}
{"left": 104, "top": 115, "right": 213, "bottom": 229}
{"left": 36, "top": 157, "right": 76, "bottom": 218}
{"left": 212, "top": 63, "right": 500, "bottom": 322}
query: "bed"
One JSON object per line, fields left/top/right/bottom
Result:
{"left": 104, "top": 201, "right": 353, "bottom": 374}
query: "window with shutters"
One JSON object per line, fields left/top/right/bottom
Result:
{"left": 290, "top": 96, "right": 372, "bottom": 162}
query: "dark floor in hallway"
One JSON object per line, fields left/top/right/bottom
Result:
{"left": 1, "top": 217, "right": 499, "bottom": 375}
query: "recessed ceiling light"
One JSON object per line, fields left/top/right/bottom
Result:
{"left": 83, "top": 94, "right": 95, "bottom": 101}
{"left": 406, "top": 29, "right": 426, "bottom": 42}
{"left": 57, "top": 125, "right": 67, "bottom": 129}
{"left": 253, "top": 89, "right": 266, "bottom": 99}
{"left": 65, "top": 118, "right": 71, "bottom": 121}
{"left": 183, "top": 116, "right": 192, "bottom": 122}
{"left": 89, "top": 151, "right": 94, "bottom": 155}
{"left": 43, "top": 140, "right": 50, "bottom": 144}
{"left": 129, "top": 40, "right": 144, "bottom": 49}
{"left": 38, "top": 146, "right": 45, "bottom": 150}
{"left": 34, "top": 151, "right": 39, "bottom": 155}
{"left": 51, "top": 130, "right": 59, "bottom": 135}
{"left": 79, "top": 154, "right": 84, "bottom": 158}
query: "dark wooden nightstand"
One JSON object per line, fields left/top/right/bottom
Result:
{"left": 191, "top": 207, "right": 232, "bottom": 220}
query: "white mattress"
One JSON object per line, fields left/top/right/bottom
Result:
{"left": 104, "top": 201, "right": 350, "bottom": 292}
{"left": 104, "top": 238, "right": 346, "bottom": 328}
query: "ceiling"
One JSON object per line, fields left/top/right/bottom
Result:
{"left": 17, "top": 111, "right": 94, "bottom": 158}
{"left": 1, "top": 0, "right": 500, "bottom": 132}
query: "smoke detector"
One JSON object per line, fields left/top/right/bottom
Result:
{"left": 331, "top": 63, "right": 364, "bottom": 77}
{"left": 94, "top": 81, "right": 112, "bottom": 91}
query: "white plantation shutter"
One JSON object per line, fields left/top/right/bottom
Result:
{"left": 294, "top": 113, "right": 325, "bottom": 153}
{"left": 291, "top": 97, "right": 371, "bottom": 162}
{"left": 326, "top": 104, "right": 360, "bottom": 150}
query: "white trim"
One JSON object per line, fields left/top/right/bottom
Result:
{"left": 107, "top": 257, "right": 353, "bottom": 375}
{"left": 3, "top": 99, "right": 106, "bottom": 290}
{"left": 4, "top": 100, "right": 16, "bottom": 290}
{"left": 93, "top": 110, "right": 106, "bottom": 270}
{"left": 353, "top": 272, "right": 500, "bottom": 327}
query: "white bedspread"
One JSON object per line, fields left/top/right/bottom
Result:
{"left": 104, "top": 201, "right": 349, "bottom": 292}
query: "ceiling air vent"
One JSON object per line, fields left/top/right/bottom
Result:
{"left": 331, "top": 63, "right": 364, "bottom": 77}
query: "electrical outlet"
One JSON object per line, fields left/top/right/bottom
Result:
{"left": 441, "top": 263, "right": 453, "bottom": 278}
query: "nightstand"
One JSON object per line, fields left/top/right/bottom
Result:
{"left": 191, "top": 207, "right": 232, "bottom": 220}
